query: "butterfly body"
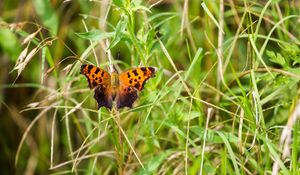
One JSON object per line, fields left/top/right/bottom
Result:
{"left": 110, "top": 72, "right": 119, "bottom": 88}
{"left": 80, "top": 64, "right": 156, "bottom": 110}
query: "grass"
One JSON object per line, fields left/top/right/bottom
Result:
{"left": 0, "top": 0, "right": 300, "bottom": 174}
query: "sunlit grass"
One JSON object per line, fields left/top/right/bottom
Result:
{"left": 0, "top": 0, "right": 300, "bottom": 174}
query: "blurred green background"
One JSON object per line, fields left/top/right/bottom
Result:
{"left": 1, "top": 0, "right": 300, "bottom": 174}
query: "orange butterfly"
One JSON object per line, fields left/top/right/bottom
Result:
{"left": 80, "top": 64, "right": 157, "bottom": 110}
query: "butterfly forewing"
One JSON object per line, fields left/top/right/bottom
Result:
{"left": 116, "top": 67, "right": 156, "bottom": 109}
{"left": 118, "top": 67, "right": 157, "bottom": 91}
{"left": 80, "top": 64, "right": 113, "bottom": 109}
{"left": 80, "top": 64, "right": 111, "bottom": 89}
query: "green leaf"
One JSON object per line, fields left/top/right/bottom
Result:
{"left": 217, "top": 131, "right": 240, "bottom": 175}
{"left": 0, "top": 28, "right": 21, "bottom": 61}
{"left": 283, "top": 43, "right": 300, "bottom": 56}
{"left": 113, "top": 0, "right": 125, "bottom": 8}
{"left": 267, "top": 50, "right": 286, "bottom": 66}
{"left": 190, "top": 126, "right": 238, "bottom": 143}
{"left": 135, "top": 151, "right": 172, "bottom": 175}
{"left": 33, "top": 0, "right": 59, "bottom": 35}
{"left": 287, "top": 67, "right": 300, "bottom": 76}
{"left": 131, "top": 0, "right": 142, "bottom": 6}
{"left": 262, "top": 136, "right": 290, "bottom": 175}
{"left": 279, "top": 43, "right": 300, "bottom": 65}
{"left": 75, "top": 30, "right": 115, "bottom": 41}
{"left": 108, "top": 17, "right": 128, "bottom": 49}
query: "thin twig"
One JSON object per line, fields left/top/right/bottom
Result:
{"left": 180, "top": 0, "right": 188, "bottom": 37}
{"left": 199, "top": 108, "right": 213, "bottom": 175}
{"left": 112, "top": 112, "right": 145, "bottom": 170}
{"left": 82, "top": 20, "right": 99, "bottom": 66}
{"left": 106, "top": 40, "right": 114, "bottom": 73}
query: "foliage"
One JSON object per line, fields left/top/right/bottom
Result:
{"left": 0, "top": 0, "right": 300, "bottom": 174}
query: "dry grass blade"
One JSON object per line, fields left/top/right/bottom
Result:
{"left": 238, "top": 108, "right": 245, "bottom": 154}
{"left": 22, "top": 28, "right": 42, "bottom": 45}
{"left": 199, "top": 108, "right": 213, "bottom": 175}
{"left": 157, "top": 37, "right": 192, "bottom": 96}
{"left": 15, "top": 104, "right": 55, "bottom": 166}
{"left": 71, "top": 127, "right": 98, "bottom": 172}
{"left": 26, "top": 102, "right": 40, "bottom": 108}
{"left": 217, "top": 0, "right": 224, "bottom": 86}
{"left": 50, "top": 109, "right": 58, "bottom": 169}
{"left": 15, "top": 47, "right": 28, "bottom": 66}
{"left": 201, "top": 2, "right": 224, "bottom": 34}
{"left": 61, "top": 102, "right": 83, "bottom": 121}
{"left": 180, "top": 0, "right": 188, "bottom": 36}
{"left": 12, "top": 47, "right": 38, "bottom": 83}
{"left": 272, "top": 97, "right": 300, "bottom": 174}
{"left": 70, "top": 132, "right": 107, "bottom": 157}
{"left": 185, "top": 98, "right": 193, "bottom": 174}
{"left": 62, "top": 64, "right": 74, "bottom": 75}
{"left": 50, "top": 151, "right": 115, "bottom": 170}
{"left": 2, "top": 0, "right": 300, "bottom": 174}
{"left": 112, "top": 113, "right": 145, "bottom": 170}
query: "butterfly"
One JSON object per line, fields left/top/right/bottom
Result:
{"left": 80, "top": 64, "right": 157, "bottom": 110}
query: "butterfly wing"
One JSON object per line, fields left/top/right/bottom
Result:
{"left": 80, "top": 64, "right": 111, "bottom": 89}
{"left": 94, "top": 84, "right": 113, "bottom": 109}
{"left": 116, "top": 85, "right": 138, "bottom": 109}
{"left": 116, "top": 67, "right": 157, "bottom": 109}
{"left": 80, "top": 64, "right": 113, "bottom": 109}
{"left": 118, "top": 67, "right": 157, "bottom": 91}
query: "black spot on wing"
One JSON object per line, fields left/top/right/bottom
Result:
{"left": 148, "top": 67, "right": 156, "bottom": 74}
{"left": 88, "top": 65, "right": 93, "bottom": 72}
{"left": 94, "top": 68, "right": 100, "bottom": 74}
{"left": 132, "top": 69, "right": 138, "bottom": 76}
{"left": 141, "top": 67, "right": 156, "bottom": 77}
{"left": 134, "top": 84, "right": 140, "bottom": 90}
{"left": 140, "top": 67, "right": 148, "bottom": 76}
{"left": 92, "top": 81, "right": 98, "bottom": 88}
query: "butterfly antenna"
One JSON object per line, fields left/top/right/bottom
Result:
{"left": 112, "top": 65, "right": 118, "bottom": 73}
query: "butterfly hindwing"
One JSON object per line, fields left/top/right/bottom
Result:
{"left": 116, "top": 85, "right": 138, "bottom": 109}
{"left": 94, "top": 84, "right": 113, "bottom": 109}
{"left": 80, "top": 64, "right": 111, "bottom": 89}
{"left": 118, "top": 67, "right": 157, "bottom": 91}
